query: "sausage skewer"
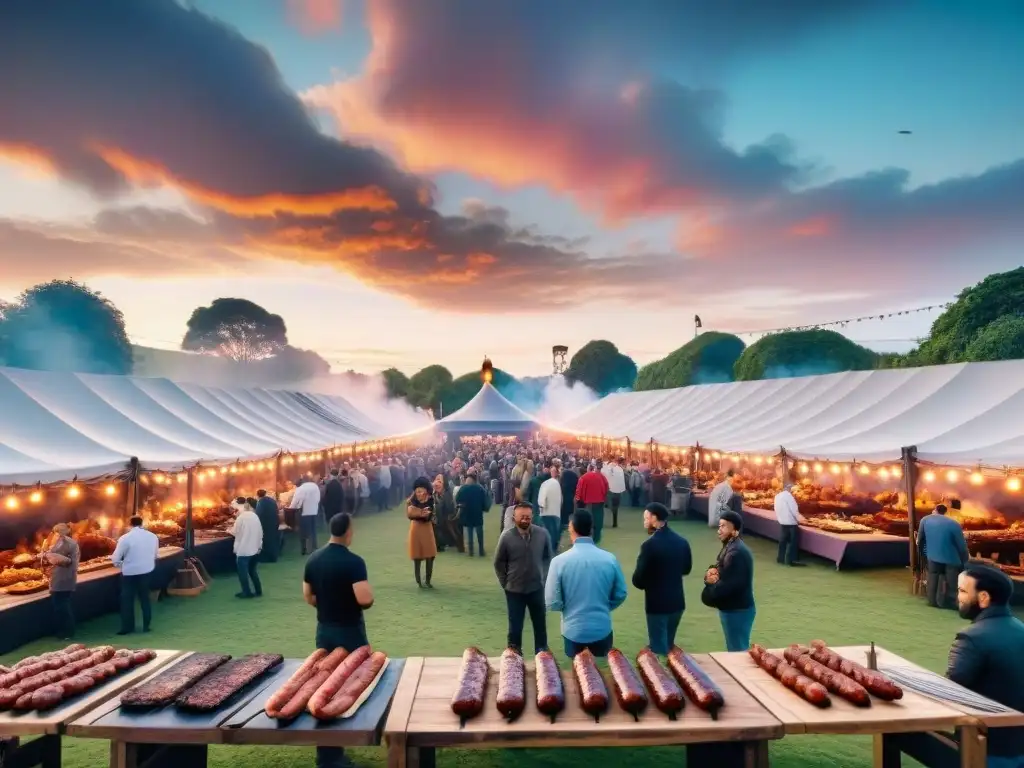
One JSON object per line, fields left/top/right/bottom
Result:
{"left": 635, "top": 649, "right": 684, "bottom": 720}
{"left": 783, "top": 645, "right": 870, "bottom": 707}
{"left": 534, "top": 651, "right": 565, "bottom": 723}
{"left": 809, "top": 641, "right": 903, "bottom": 701}
{"left": 450, "top": 647, "right": 489, "bottom": 727}
{"left": 572, "top": 650, "right": 609, "bottom": 723}
{"left": 749, "top": 644, "right": 831, "bottom": 708}
{"left": 667, "top": 646, "right": 725, "bottom": 719}
{"left": 607, "top": 649, "right": 648, "bottom": 721}
{"left": 495, "top": 648, "right": 526, "bottom": 722}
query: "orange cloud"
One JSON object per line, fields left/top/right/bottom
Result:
{"left": 286, "top": 0, "right": 343, "bottom": 35}
{"left": 788, "top": 216, "right": 835, "bottom": 238}
{"left": 0, "top": 142, "right": 61, "bottom": 179}
{"left": 92, "top": 145, "right": 397, "bottom": 216}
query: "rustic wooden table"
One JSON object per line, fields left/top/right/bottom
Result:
{"left": 0, "top": 649, "right": 184, "bottom": 768}
{"left": 383, "top": 655, "right": 785, "bottom": 768}
{"left": 710, "top": 645, "right": 997, "bottom": 768}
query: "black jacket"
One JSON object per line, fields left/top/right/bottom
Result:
{"left": 559, "top": 470, "right": 579, "bottom": 523}
{"left": 701, "top": 538, "right": 755, "bottom": 612}
{"left": 946, "top": 605, "right": 1024, "bottom": 756}
{"left": 254, "top": 497, "right": 280, "bottom": 561}
{"left": 632, "top": 524, "right": 693, "bottom": 614}
{"left": 322, "top": 478, "right": 344, "bottom": 518}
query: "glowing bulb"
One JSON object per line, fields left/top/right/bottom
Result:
{"left": 246, "top": 463, "right": 255, "bottom": 471}
{"left": 229, "top": 466, "right": 238, "bottom": 474}
{"left": 105, "top": 484, "right": 116, "bottom": 496}
{"left": 946, "top": 470, "right": 959, "bottom": 483}
{"left": 878, "top": 468, "right": 890, "bottom": 480}
{"left": 891, "top": 467, "right": 902, "bottom": 479}
{"left": 924, "top": 471, "right": 936, "bottom": 483}
{"left": 753, "top": 456, "right": 764, "bottom": 465}
{"left": 197, "top": 474, "right": 205, "bottom": 484}
{"left": 154, "top": 473, "right": 165, "bottom": 484}
{"left": 67, "top": 486, "right": 81, "bottom": 499}
{"left": 220, "top": 466, "right": 228, "bottom": 474}
{"left": 177, "top": 473, "right": 187, "bottom": 484}
{"left": 703, "top": 453, "right": 710, "bottom": 461}
{"left": 4, "top": 496, "right": 18, "bottom": 510}
{"left": 813, "top": 463, "right": 823, "bottom": 473}
{"left": 1007, "top": 477, "right": 1021, "bottom": 493}
{"left": 29, "top": 490, "right": 42, "bottom": 504}
{"left": 969, "top": 472, "right": 984, "bottom": 486}
{"left": 799, "top": 463, "right": 809, "bottom": 474}
{"left": 830, "top": 464, "right": 841, "bottom": 475}
{"left": 858, "top": 465, "right": 870, "bottom": 476}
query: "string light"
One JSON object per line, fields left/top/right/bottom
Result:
{"left": 813, "top": 463, "right": 823, "bottom": 473}
{"left": 799, "top": 463, "right": 809, "bottom": 474}
{"left": 5, "top": 496, "right": 18, "bottom": 510}
{"left": 105, "top": 484, "right": 117, "bottom": 496}
{"left": 878, "top": 468, "right": 890, "bottom": 480}
{"left": 66, "top": 485, "right": 81, "bottom": 499}
{"left": 1008, "top": 477, "right": 1022, "bottom": 493}
{"left": 945, "top": 470, "right": 959, "bottom": 483}
{"left": 830, "top": 464, "right": 841, "bottom": 475}
{"left": 891, "top": 466, "right": 902, "bottom": 479}
{"left": 220, "top": 466, "right": 228, "bottom": 474}
{"left": 970, "top": 472, "right": 985, "bottom": 486}
{"left": 29, "top": 490, "right": 42, "bottom": 504}
{"left": 858, "top": 464, "right": 870, "bottom": 476}
{"left": 246, "top": 462, "right": 255, "bottom": 471}
{"left": 177, "top": 473, "right": 186, "bottom": 484}
{"left": 923, "top": 471, "right": 936, "bottom": 483}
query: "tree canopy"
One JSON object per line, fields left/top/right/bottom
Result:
{"left": 181, "top": 298, "right": 288, "bottom": 362}
{"left": 635, "top": 332, "right": 745, "bottom": 391}
{"left": 734, "top": 329, "right": 877, "bottom": 381}
{"left": 565, "top": 340, "right": 637, "bottom": 395}
{"left": 0, "top": 279, "right": 133, "bottom": 374}
{"left": 962, "top": 315, "right": 1024, "bottom": 362}
{"left": 408, "top": 364, "right": 453, "bottom": 412}
{"left": 381, "top": 367, "right": 411, "bottom": 399}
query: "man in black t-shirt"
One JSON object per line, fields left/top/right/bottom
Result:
{"left": 303, "top": 513, "right": 374, "bottom": 768}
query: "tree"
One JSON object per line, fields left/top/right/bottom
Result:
{"left": 253, "top": 345, "right": 331, "bottom": 384}
{"left": 381, "top": 367, "right": 411, "bottom": 399}
{"left": 635, "top": 332, "right": 745, "bottom": 391}
{"left": 408, "top": 364, "right": 453, "bottom": 412}
{"left": 962, "top": 315, "right": 1024, "bottom": 362}
{"left": 565, "top": 340, "right": 638, "bottom": 395}
{"left": 0, "top": 279, "right": 133, "bottom": 374}
{"left": 439, "top": 367, "right": 517, "bottom": 415}
{"left": 733, "top": 329, "right": 877, "bottom": 381}
{"left": 909, "top": 268, "right": 1024, "bottom": 365}
{"left": 181, "top": 298, "right": 287, "bottom": 362}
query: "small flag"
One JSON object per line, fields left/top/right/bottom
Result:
{"left": 694, "top": 315, "right": 702, "bottom": 328}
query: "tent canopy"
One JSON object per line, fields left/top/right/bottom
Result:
{"left": 0, "top": 367, "right": 429, "bottom": 485}
{"left": 562, "top": 360, "right": 1024, "bottom": 467}
{"left": 437, "top": 383, "right": 539, "bottom": 436}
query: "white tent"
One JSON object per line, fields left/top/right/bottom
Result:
{"left": 0, "top": 367, "right": 430, "bottom": 485}
{"left": 437, "top": 383, "right": 539, "bottom": 435}
{"left": 562, "top": 360, "right": 1024, "bottom": 467}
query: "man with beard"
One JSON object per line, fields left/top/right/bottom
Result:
{"left": 494, "top": 502, "right": 552, "bottom": 654}
{"left": 632, "top": 503, "right": 693, "bottom": 654}
{"left": 947, "top": 563, "right": 1024, "bottom": 767}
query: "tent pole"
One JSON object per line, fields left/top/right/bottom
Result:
{"left": 779, "top": 448, "right": 790, "bottom": 485}
{"left": 626, "top": 437, "right": 631, "bottom": 462}
{"left": 129, "top": 457, "right": 140, "bottom": 517}
{"left": 185, "top": 466, "right": 195, "bottom": 556}
{"left": 274, "top": 452, "right": 283, "bottom": 496}
{"left": 903, "top": 446, "right": 919, "bottom": 577}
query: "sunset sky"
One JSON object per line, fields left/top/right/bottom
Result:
{"left": 1, "top": 0, "right": 1022, "bottom": 377}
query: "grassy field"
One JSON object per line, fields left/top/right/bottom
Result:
{"left": 5, "top": 505, "right": 1013, "bottom": 768}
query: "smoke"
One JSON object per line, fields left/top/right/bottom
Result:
{"left": 691, "top": 368, "right": 734, "bottom": 386}
{"left": 295, "top": 372, "right": 431, "bottom": 436}
{"left": 763, "top": 361, "right": 843, "bottom": 380}
{"left": 503, "top": 374, "right": 600, "bottom": 424}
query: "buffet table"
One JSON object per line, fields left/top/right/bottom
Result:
{"left": 0, "top": 650, "right": 184, "bottom": 768}
{"left": 689, "top": 495, "right": 911, "bottom": 570}
{"left": 711, "top": 645, "right": 1019, "bottom": 768}
{"left": 0, "top": 549, "right": 185, "bottom": 655}
{"left": 382, "top": 655, "right": 784, "bottom": 768}
{"left": 65, "top": 654, "right": 405, "bottom": 768}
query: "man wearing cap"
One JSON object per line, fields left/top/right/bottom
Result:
{"left": 701, "top": 509, "right": 756, "bottom": 651}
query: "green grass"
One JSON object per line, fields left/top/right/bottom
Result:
{"left": 5, "top": 507, "right": 1017, "bottom": 768}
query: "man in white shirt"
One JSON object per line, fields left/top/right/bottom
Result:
{"left": 708, "top": 469, "right": 735, "bottom": 528}
{"left": 357, "top": 468, "right": 370, "bottom": 514}
{"left": 231, "top": 498, "right": 264, "bottom": 598}
{"left": 538, "top": 460, "right": 564, "bottom": 551}
{"left": 601, "top": 457, "right": 627, "bottom": 528}
{"left": 288, "top": 477, "right": 322, "bottom": 555}
{"left": 774, "top": 482, "right": 807, "bottom": 567}
{"left": 376, "top": 460, "right": 391, "bottom": 512}
{"left": 112, "top": 516, "right": 160, "bottom": 635}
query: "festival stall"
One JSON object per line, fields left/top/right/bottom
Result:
{"left": 435, "top": 382, "right": 541, "bottom": 441}
{"left": 0, "top": 367, "right": 430, "bottom": 650}
{"left": 563, "top": 360, "right": 1024, "bottom": 584}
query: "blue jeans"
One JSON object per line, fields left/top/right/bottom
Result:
{"left": 236, "top": 555, "right": 262, "bottom": 596}
{"left": 300, "top": 515, "right": 318, "bottom": 553}
{"left": 463, "top": 524, "right": 484, "bottom": 555}
{"left": 505, "top": 589, "right": 547, "bottom": 653}
{"left": 719, "top": 606, "right": 756, "bottom": 651}
{"left": 540, "top": 516, "right": 560, "bottom": 551}
{"left": 646, "top": 611, "right": 683, "bottom": 655}
{"left": 988, "top": 757, "right": 1024, "bottom": 768}
{"left": 563, "top": 632, "right": 613, "bottom": 659}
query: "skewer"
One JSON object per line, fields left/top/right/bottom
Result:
{"left": 631, "top": 712, "right": 640, "bottom": 722}
{"left": 549, "top": 713, "right": 556, "bottom": 724}
{"left": 667, "top": 711, "right": 677, "bottom": 721}
{"left": 709, "top": 707, "right": 720, "bottom": 721}
{"left": 459, "top": 716, "right": 467, "bottom": 729}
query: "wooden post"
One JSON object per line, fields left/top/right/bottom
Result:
{"left": 274, "top": 452, "right": 283, "bottom": 496}
{"left": 625, "top": 437, "right": 631, "bottom": 462}
{"left": 903, "top": 446, "right": 920, "bottom": 574}
{"left": 185, "top": 466, "right": 195, "bottom": 556}
{"left": 128, "top": 457, "right": 140, "bottom": 517}
{"left": 780, "top": 449, "right": 790, "bottom": 485}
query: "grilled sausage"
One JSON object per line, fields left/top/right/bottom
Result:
{"left": 534, "top": 651, "right": 565, "bottom": 719}
{"left": 635, "top": 649, "right": 685, "bottom": 717}
{"left": 450, "top": 647, "right": 489, "bottom": 721}
{"left": 132, "top": 650, "right": 157, "bottom": 665}
{"left": 810, "top": 641, "right": 903, "bottom": 701}
{"left": 317, "top": 648, "right": 349, "bottom": 672}
{"left": 308, "top": 646, "right": 371, "bottom": 717}
{"left": 572, "top": 650, "right": 609, "bottom": 720}
{"left": 785, "top": 649, "right": 870, "bottom": 707}
{"left": 751, "top": 647, "right": 831, "bottom": 708}
{"left": 607, "top": 649, "right": 648, "bottom": 717}
{"left": 315, "top": 651, "right": 388, "bottom": 720}
{"left": 667, "top": 647, "right": 725, "bottom": 714}
{"left": 495, "top": 648, "right": 526, "bottom": 720}
{"left": 277, "top": 668, "right": 335, "bottom": 720}
{"left": 29, "top": 685, "right": 64, "bottom": 711}
{"left": 264, "top": 649, "right": 328, "bottom": 717}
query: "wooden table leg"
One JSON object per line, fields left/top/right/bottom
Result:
{"left": 873, "top": 734, "right": 902, "bottom": 768}
{"left": 957, "top": 726, "right": 986, "bottom": 768}
{"left": 404, "top": 746, "right": 435, "bottom": 768}
{"left": 687, "top": 740, "right": 770, "bottom": 767}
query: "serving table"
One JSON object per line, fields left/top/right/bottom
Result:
{"left": 383, "top": 655, "right": 784, "bottom": 768}
{"left": 65, "top": 655, "right": 405, "bottom": 768}
{"left": 710, "top": 644, "right": 1012, "bottom": 768}
{"left": 0, "top": 649, "right": 184, "bottom": 768}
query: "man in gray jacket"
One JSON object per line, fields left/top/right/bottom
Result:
{"left": 494, "top": 502, "right": 552, "bottom": 654}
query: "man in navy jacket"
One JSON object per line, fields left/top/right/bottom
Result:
{"left": 632, "top": 502, "right": 693, "bottom": 654}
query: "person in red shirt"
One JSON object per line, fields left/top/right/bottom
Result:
{"left": 575, "top": 462, "right": 610, "bottom": 544}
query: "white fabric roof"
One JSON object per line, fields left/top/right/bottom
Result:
{"left": 438, "top": 383, "right": 539, "bottom": 432}
{"left": 0, "top": 367, "right": 428, "bottom": 484}
{"left": 563, "top": 360, "right": 1024, "bottom": 467}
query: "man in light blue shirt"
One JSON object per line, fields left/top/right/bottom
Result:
{"left": 111, "top": 516, "right": 159, "bottom": 635}
{"left": 545, "top": 509, "right": 628, "bottom": 658}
